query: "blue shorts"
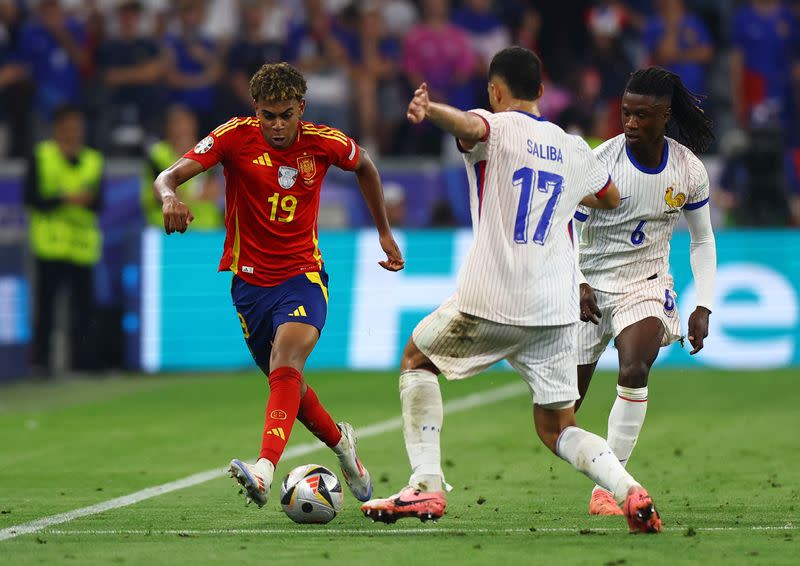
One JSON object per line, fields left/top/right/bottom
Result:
{"left": 231, "top": 269, "right": 329, "bottom": 373}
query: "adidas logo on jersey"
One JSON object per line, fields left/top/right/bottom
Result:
{"left": 252, "top": 152, "right": 272, "bottom": 166}
{"left": 288, "top": 306, "right": 307, "bottom": 317}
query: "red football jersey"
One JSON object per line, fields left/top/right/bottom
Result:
{"left": 184, "top": 117, "right": 360, "bottom": 286}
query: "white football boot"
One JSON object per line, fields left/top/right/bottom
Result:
{"left": 229, "top": 458, "right": 274, "bottom": 508}
{"left": 334, "top": 422, "right": 372, "bottom": 501}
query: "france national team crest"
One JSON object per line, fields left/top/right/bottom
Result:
{"left": 278, "top": 166, "right": 299, "bottom": 189}
{"left": 664, "top": 187, "right": 686, "bottom": 211}
{"left": 297, "top": 155, "right": 316, "bottom": 186}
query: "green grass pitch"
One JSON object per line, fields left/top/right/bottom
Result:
{"left": 0, "top": 368, "right": 797, "bottom": 565}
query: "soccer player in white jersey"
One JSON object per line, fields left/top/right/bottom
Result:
{"left": 572, "top": 67, "right": 716, "bottom": 516}
{"left": 361, "top": 47, "right": 663, "bottom": 533}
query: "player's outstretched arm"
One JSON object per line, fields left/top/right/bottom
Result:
{"left": 407, "top": 82, "right": 487, "bottom": 149}
{"left": 353, "top": 149, "right": 405, "bottom": 272}
{"left": 580, "top": 180, "right": 620, "bottom": 209}
{"left": 153, "top": 157, "right": 204, "bottom": 234}
{"left": 685, "top": 203, "right": 717, "bottom": 354}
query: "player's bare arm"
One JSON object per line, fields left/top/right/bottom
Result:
{"left": 153, "top": 157, "right": 202, "bottom": 234}
{"left": 580, "top": 180, "right": 621, "bottom": 209}
{"left": 406, "top": 82, "right": 487, "bottom": 150}
{"left": 685, "top": 203, "right": 717, "bottom": 354}
{"left": 353, "top": 148, "right": 405, "bottom": 272}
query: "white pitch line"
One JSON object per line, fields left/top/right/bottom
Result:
{"left": 39, "top": 525, "right": 798, "bottom": 536}
{"left": 0, "top": 382, "right": 527, "bottom": 542}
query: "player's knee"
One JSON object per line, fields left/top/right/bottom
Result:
{"left": 400, "top": 338, "right": 437, "bottom": 373}
{"left": 618, "top": 361, "right": 650, "bottom": 388}
{"left": 269, "top": 348, "right": 306, "bottom": 372}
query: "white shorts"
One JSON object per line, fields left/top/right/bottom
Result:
{"left": 575, "top": 274, "right": 683, "bottom": 365}
{"left": 412, "top": 295, "right": 579, "bottom": 406}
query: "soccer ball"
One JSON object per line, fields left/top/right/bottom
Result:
{"left": 280, "top": 464, "right": 343, "bottom": 524}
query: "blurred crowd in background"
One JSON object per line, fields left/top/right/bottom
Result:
{"left": 1, "top": 0, "right": 800, "bottom": 227}
{"left": 3, "top": 0, "right": 799, "bottom": 377}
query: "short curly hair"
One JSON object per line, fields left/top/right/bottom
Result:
{"left": 249, "top": 62, "right": 307, "bottom": 103}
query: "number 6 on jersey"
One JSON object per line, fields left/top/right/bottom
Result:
{"left": 512, "top": 167, "right": 564, "bottom": 245}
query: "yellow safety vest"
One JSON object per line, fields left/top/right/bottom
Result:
{"left": 28, "top": 141, "right": 104, "bottom": 265}
{"left": 141, "top": 141, "right": 223, "bottom": 229}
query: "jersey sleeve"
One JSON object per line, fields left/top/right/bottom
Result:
{"left": 684, "top": 156, "right": 710, "bottom": 210}
{"left": 182, "top": 119, "right": 233, "bottom": 170}
{"left": 457, "top": 108, "right": 495, "bottom": 163}
{"left": 323, "top": 129, "right": 360, "bottom": 171}
{"left": 578, "top": 137, "right": 611, "bottom": 198}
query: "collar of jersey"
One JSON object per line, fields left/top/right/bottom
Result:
{"left": 625, "top": 140, "right": 669, "bottom": 175}
{"left": 512, "top": 110, "right": 547, "bottom": 122}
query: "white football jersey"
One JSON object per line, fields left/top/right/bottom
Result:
{"left": 457, "top": 109, "right": 610, "bottom": 326}
{"left": 575, "top": 134, "right": 710, "bottom": 292}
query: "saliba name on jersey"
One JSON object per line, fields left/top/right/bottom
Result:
{"left": 527, "top": 140, "right": 563, "bottom": 163}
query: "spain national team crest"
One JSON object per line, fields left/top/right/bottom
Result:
{"left": 664, "top": 187, "right": 686, "bottom": 211}
{"left": 297, "top": 155, "right": 316, "bottom": 186}
{"left": 278, "top": 166, "right": 299, "bottom": 189}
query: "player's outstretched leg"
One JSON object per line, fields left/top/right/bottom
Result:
{"left": 362, "top": 368, "right": 447, "bottom": 523}
{"left": 333, "top": 422, "right": 372, "bottom": 501}
{"left": 229, "top": 366, "right": 302, "bottom": 507}
{"left": 589, "top": 384, "right": 648, "bottom": 515}
{"left": 295, "top": 384, "right": 372, "bottom": 501}
{"left": 555, "top": 425, "right": 662, "bottom": 533}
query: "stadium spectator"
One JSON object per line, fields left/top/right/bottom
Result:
{"left": 284, "top": 0, "right": 353, "bottom": 132}
{"left": 643, "top": 0, "right": 713, "bottom": 97}
{"left": 140, "top": 104, "right": 222, "bottom": 229}
{"left": 400, "top": 0, "right": 477, "bottom": 154}
{"left": 200, "top": 0, "right": 238, "bottom": 45}
{"left": 351, "top": 1, "right": 404, "bottom": 155}
{"left": 583, "top": 2, "right": 636, "bottom": 139}
{"left": 24, "top": 105, "right": 104, "bottom": 376}
{"left": 96, "top": 0, "right": 165, "bottom": 155}
{"left": 162, "top": 0, "right": 223, "bottom": 133}
{"left": 716, "top": 127, "right": 791, "bottom": 226}
{"left": 730, "top": 0, "right": 800, "bottom": 135}
{"left": 381, "top": 0, "right": 418, "bottom": 37}
{"left": 224, "top": 0, "right": 285, "bottom": 116}
{"left": 452, "top": 0, "right": 511, "bottom": 109}
{"left": 0, "top": 0, "right": 33, "bottom": 157}
{"left": 402, "top": 0, "right": 476, "bottom": 109}
{"left": 17, "top": 0, "right": 90, "bottom": 126}
{"left": 509, "top": 5, "right": 541, "bottom": 54}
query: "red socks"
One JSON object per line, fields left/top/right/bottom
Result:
{"left": 259, "top": 367, "right": 302, "bottom": 466}
{"left": 298, "top": 385, "right": 342, "bottom": 448}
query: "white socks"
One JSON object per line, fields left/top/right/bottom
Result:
{"left": 606, "top": 386, "right": 648, "bottom": 468}
{"left": 556, "top": 426, "right": 638, "bottom": 504}
{"left": 399, "top": 369, "right": 444, "bottom": 492}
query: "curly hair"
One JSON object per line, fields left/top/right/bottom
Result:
{"left": 625, "top": 67, "right": 714, "bottom": 154}
{"left": 249, "top": 62, "right": 307, "bottom": 103}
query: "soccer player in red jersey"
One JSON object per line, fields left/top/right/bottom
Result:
{"left": 153, "top": 62, "right": 405, "bottom": 509}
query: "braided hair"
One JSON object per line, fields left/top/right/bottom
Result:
{"left": 625, "top": 67, "right": 714, "bottom": 154}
